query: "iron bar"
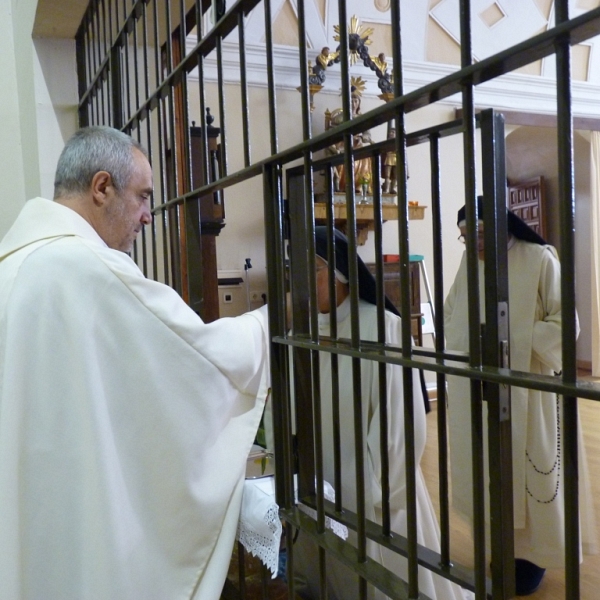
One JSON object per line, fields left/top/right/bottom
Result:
{"left": 428, "top": 132, "right": 451, "bottom": 570}
{"left": 263, "top": 0, "right": 278, "bottom": 155}
{"left": 237, "top": 13, "right": 251, "bottom": 167}
{"left": 555, "top": 1, "right": 581, "bottom": 597}
{"left": 371, "top": 149, "right": 391, "bottom": 537}
{"left": 216, "top": 35, "right": 228, "bottom": 177}
{"left": 75, "top": 1, "right": 600, "bottom": 598}
{"left": 323, "top": 167, "right": 342, "bottom": 512}
{"left": 480, "top": 109, "right": 514, "bottom": 600}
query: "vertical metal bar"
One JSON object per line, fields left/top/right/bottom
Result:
{"left": 555, "top": 2, "right": 580, "bottom": 598}
{"left": 195, "top": 0, "right": 210, "bottom": 192}
{"left": 304, "top": 159, "right": 323, "bottom": 519}
{"left": 237, "top": 541, "right": 247, "bottom": 598}
{"left": 288, "top": 171, "right": 315, "bottom": 503}
{"left": 296, "top": 0, "right": 311, "bottom": 142}
{"left": 123, "top": 19, "right": 132, "bottom": 127}
{"left": 335, "top": 6, "right": 367, "bottom": 595}
{"left": 87, "top": 13, "right": 94, "bottom": 88}
{"left": 153, "top": 0, "right": 170, "bottom": 287}
{"left": 76, "top": 29, "right": 90, "bottom": 127}
{"left": 295, "top": 11, "right": 326, "bottom": 594}
{"left": 263, "top": 0, "right": 278, "bottom": 155}
{"left": 285, "top": 522, "right": 296, "bottom": 599}
{"left": 100, "top": 70, "right": 107, "bottom": 125}
{"left": 238, "top": 13, "right": 251, "bottom": 167}
{"left": 108, "top": 0, "right": 114, "bottom": 47}
{"left": 429, "top": 132, "right": 450, "bottom": 565}
{"left": 324, "top": 166, "right": 342, "bottom": 513}
{"left": 101, "top": 0, "right": 107, "bottom": 59}
{"left": 133, "top": 13, "right": 141, "bottom": 116}
{"left": 178, "top": 0, "right": 187, "bottom": 63}
{"left": 260, "top": 563, "right": 269, "bottom": 599}
{"left": 480, "top": 109, "right": 514, "bottom": 600}
{"left": 459, "top": 1, "right": 486, "bottom": 597}
{"left": 154, "top": 0, "right": 163, "bottom": 87}
{"left": 265, "top": 164, "right": 293, "bottom": 510}
{"left": 182, "top": 86, "right": 204, "bottom": 313}
{"left": 165, "top": 0, "right": 174, "bottom": 75}
{"left": 372, "top": 149, "right": 391, "bottom": 536}
{"left": 93, "top": 90, "right": 100, "bottom": 125}
{"left": 91, "top": 1, "right": 98, "bottom": 76}
{"left": 216, "top": 36, "right": 228, "bottom": 177}
{"left": 158, "top": 96, "right": 171, "bottom": 287}
{"left": 142, "top": 0, "right": 158, "bottom": 281}
{"left": 110, "top": 45, "right": 123, "bottom": 130}
{"left": 390, "top": 0, "right": 418, "bottom": 596}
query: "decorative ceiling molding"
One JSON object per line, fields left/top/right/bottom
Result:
{"left": 187, "top": 39, "right": 600, "bottom": 118}
{"left": 429, "top": 0, "right": 548, "bottom": 62}
{"left": 541, "top": 1, "right": 600, "bottom": 82}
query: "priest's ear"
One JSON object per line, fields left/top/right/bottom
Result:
{"left": 90, "top": 170, "right": 115, "bottom": 207}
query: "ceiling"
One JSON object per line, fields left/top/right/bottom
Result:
{"left": 33, "top": 0, "right": 89, "bottom": 38}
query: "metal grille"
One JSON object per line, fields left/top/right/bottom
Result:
{"left": 76, "top": 1, "right": 600, "bottom": 598}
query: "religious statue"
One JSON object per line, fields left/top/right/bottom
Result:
{"left": 324, "top": 80, "right": 373, "bottom": 195}
{"left": 382, "top": 127, "right": 397, "bottom": 194}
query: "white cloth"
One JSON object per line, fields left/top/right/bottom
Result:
{"left": 238, "top": 476, "right": 283, "bottom": 577}
{"left": 0, "top": 198, "right": 270, "bottom": 600}
{"left": 237, "top": 476, "right": 348, "bottom": 578}
{"left": 291, "top": 298, "right": 466, "bottom": 600}
{"left": 444, "top": 240, "right": 597, "bottom": 567}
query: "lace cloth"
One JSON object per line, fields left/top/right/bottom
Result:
{"left": 237, "top": 476, "right": 282, "bottom": 577}
{"left": 237, "top": 476, "right": 348, "bottom": 578}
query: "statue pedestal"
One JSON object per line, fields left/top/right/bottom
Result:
{"left": 313, "top": 196, "right": 426, "bottom": 245}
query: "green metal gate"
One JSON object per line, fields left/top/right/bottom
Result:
{"left": 75, "top": 1, "right": 600, "bottom": 598}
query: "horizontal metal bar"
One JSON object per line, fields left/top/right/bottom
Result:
{"left": 79, "top": 0, "right": 215, "bottom": 111}
{"left": 272, "top": 335, "right": 600, "bottom": 401}
{"left": 85, "top": 8, "right": 600, "bottom": 179}
{"left": 151, "top": 112, "right": 467, "bottom": 208}
{"left": 282, "top": 507, "right": 438, "bottom": 600}
{"left": 287, "top": 498, "right": 488, "bottom": 596}
{"left": 152, "top": 161, "right": 264, "bottom": 212}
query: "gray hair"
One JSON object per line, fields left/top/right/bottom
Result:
{"left": 53, "top": 126, "right": 148, "bottom": 198}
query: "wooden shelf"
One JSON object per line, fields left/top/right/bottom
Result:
{"left": 313, "top": 202, "right": 427, "bottom": 244}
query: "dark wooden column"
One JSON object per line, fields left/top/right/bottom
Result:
{"left": 190, "top": 111, "right": 225, "bottom": 322}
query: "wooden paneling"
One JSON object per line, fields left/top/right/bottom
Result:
{"left": 365, "top": 261, "right": 422, "bottom": 344}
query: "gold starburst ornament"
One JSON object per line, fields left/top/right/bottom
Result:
{"left": 333, "top": 15, "right": 374, "bottom": 65}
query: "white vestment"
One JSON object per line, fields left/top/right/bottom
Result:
{"left": 444, "top": 240, "right": 596, "bottom": 567}
{"left": 0, "top": 198, "right": 270, "bottom": 600}
{"left": 293, "top": 298, "right": 467, "bottom": 600}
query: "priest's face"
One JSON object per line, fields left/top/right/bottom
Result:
{"left": 104, "top": 148, "right": 154, "bottom": 253}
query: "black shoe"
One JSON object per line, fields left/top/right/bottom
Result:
{"left": 515, "top": 558, "right": 546, "bottom": 596}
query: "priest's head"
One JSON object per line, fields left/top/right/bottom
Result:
{"left": 53, "top": 126, "right": 153, "bottom": 253}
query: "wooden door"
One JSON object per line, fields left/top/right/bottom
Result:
{"left": 507, "top": 176, "right": 546, "bottom": 239}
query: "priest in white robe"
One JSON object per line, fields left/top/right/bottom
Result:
{"left": 444, "top": 197, "right": 596, "bottom": 596}
{"left": 0, "top": 126, "right": 270, "bottom": 600}
{"left": 292, "top": 227, "right": 467, "bottom": 600}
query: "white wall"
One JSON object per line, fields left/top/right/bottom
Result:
{"left": 0, "top": 0, "right": 40, "bottom": 235}
{"left": 33, "top": 38, "right": 79, "bottom": 199}
{"left": 506, "top": 126, "right": 592, "bottom": 363}
{"left": 188, "top": 81, "right": 472, "bottom": 307}
{"left": 0, "top": 1, "right": 77, "bottom": 236}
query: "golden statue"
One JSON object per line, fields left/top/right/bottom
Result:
{"left": 382, "top": 127, "right": 397, "bottom": 194}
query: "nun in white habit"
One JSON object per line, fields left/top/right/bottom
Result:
{"left": 444, "top": 197, "right": 597, "bottom": 596}
{"left": 292, "top": 227, "right": 468, "bottom": 600}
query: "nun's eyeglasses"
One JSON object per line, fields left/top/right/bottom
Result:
{"left": 458, "top": 232, "right": 485, "bottom": 244}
